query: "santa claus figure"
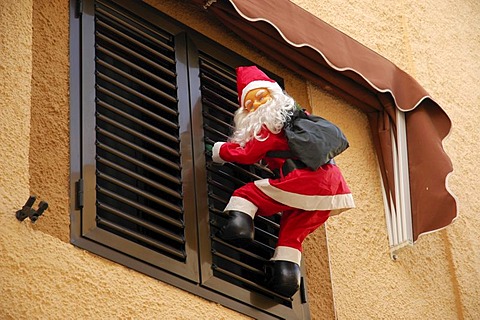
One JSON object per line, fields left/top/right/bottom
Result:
{"left": 212, "top": 66, "right": 355, "bottom": 297}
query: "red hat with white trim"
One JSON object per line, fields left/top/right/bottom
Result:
{"left": 236, "top": 66, "right": 283, "bottom": 108}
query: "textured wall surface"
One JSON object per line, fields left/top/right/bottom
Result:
{"left": 0, "top": 0, "right": 248, "bottom": 319}
{"left": 1, "top": 0, "right": 479, "bottom": 319}
{"left": 29, "top": 0, "right": 71, "bottom": 242}
{"left": 291, "top": 0, "right": 480, "bottom": 319}
{"left": 0, "top": 0, "right": 32, "bottom": 213}
{"left": 0, "top": 215, "right": 249, "bottom": 319}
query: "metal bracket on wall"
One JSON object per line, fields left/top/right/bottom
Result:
{"left": 15, "top": 195, "right": 48, "bottom": 223}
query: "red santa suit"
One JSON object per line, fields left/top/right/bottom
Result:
{"left": 212, "top": 126, "right": 355, "bottom": 264}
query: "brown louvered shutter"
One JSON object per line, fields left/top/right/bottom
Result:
{"left": 72, "top": 0, "right": 310, "bottom": 318}
{"left": 191, "top": 48, "right": 310, "bottom": 318}
{"left": 78, "top": 0, "right": 199, "bottom": 281}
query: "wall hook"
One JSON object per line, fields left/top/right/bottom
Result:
{"left": 16, "top": 195, "right": 48, "bottom": 222}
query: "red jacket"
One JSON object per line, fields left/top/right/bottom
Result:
{"left": 213, "top": 128, "right": 355, "bottom": 213}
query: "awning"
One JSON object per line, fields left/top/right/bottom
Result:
{"left": 192, "top": 0, "right": 457, "bottom": 241}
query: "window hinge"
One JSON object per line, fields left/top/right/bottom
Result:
{"left": 75, "top": 179, "right": 84, "bottom": 209}
{"left": 75, "top": 0, "right": 83, "bottom": 18}
{"left": 300, "top": 277, "right": 308, "bottom": 304}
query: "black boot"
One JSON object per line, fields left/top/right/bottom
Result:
{"left": 216, "top": 210, "right": 254, "bottom": 247}
{"left": 264, "top": 260, "right": 301, "bottom": 297}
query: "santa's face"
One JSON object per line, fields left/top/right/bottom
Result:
{"left": 243, "top": 88, "right": 272, "bottom": 113}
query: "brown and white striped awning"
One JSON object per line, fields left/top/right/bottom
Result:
{"left": 192, "top": 0, "right": 457, "bottom": 241}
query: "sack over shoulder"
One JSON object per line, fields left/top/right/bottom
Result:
{"left": 283, "top": 109, "right": 349, "bottom": 170}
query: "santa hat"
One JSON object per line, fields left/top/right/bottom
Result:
{"left": 236, "top": 66, "right": 283, "bottom": 108}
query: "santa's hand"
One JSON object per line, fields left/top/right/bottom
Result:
{"left": 205, "top": 143, "right": 213, "bottom": 153}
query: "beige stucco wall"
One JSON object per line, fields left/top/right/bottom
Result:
{"left": 1, "top": 0, "right": 478, "bottom": 319}
{"left": 29, "top": 0, "right": 71, "bottom": 243}
{"left": 291, "top": 0, "right": 480, "bottom": 318}
{"left": 0, "top": 218, "right": 250, "bottom": 319}
{"left": 0, "top": 0, "right": 248, "bottom": 319}
{"left": 0, "top": 0, "right": 32, "bottom": 217}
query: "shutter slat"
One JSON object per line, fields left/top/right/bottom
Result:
{"left": 201, "top": 86, "right": 238, "bottom": 110}
{"left": 199, "top": 55, "right": 237, "bottom": 84}
{"left": 202, "top": 99, "right": 235, "bottom": 119}
{"left": 95, "top": 19, "right": 175, "bottom": 66}
{"left": 96, "top": 57, "right": 177, "bottom": 103}
{"left": 97, "top": 201, "right": 185, "bottom": 243}
{"left": 95, "top": 30, "right": 175, "bottom": 78}
{"left": 96, "top": 3, "right": 174, "bottom": 53}
{"left": 97, "top": 72, "right": 177, "bottom": 117}
{"left": 97, "top": 99, "right": 178, "bottom": 143}
{"left": 200, "top": 73, "right": 237, "bottom": 97}
{"left": 96, "top": 86, "right": 178, "bottom": 129}
{"left": 203, "top": 113, "right": 234, "bottom": 136}
{"left": 96, "top": 113, "right": 180, "bottom": 157}
{"left": 97, "top": 45, "right": 176, "bottom": 90}
{"left": 206, "top": 177, "right": 236, "bottom": 195}
{"left": 96, "top": 127, "right": 180, "bottom": 170}
{"left": 96, "top": 141, "right": 180, "bottom": 184}
{"left": 212, "top": 251, "right": 263, "bottom": 276}
{"left": 97, "top": 216, "right": 186, "bottom": 259}
{"left": 97, "top": 186, "right": 184, "bottom": 228}
{"left": 96, "top": 171, "right": 183, "bottom": 214}
{"left": 207, "top": 165, "right": 248, "bottom": 186}
{"left": 212, "top": 265, "right": 290, "bottom": 301}
{"left": 96, "top": 156, "right": 182, "bottom": 199}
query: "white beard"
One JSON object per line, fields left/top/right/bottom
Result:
{"left": 229, "top": 90, "right": 296, "bottom": 147}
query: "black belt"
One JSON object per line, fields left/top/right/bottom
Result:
{"left": 276, "top": 158, "right": 336, "bottom": 177}
{"left": 281, "top": 159, "right": 307, "bottom": 176}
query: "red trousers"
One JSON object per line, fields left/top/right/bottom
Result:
{"left": 232, "top": 182, "right": 330, "bottom": 251}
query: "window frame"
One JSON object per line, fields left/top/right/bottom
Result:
{"left": 69, "top": 0, "right": 312, "bottom": 319}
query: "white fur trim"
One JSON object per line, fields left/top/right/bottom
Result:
{"left": 240, "top": 80, "right": 282, "bottom": 107}
{"left": 271, "top": 246, "right": 302, "bottom": 265}
{"left": 224, "top": 196, "right": 257, "bottom": 219}
{"left": 254, "top": 179, "right": 355, "bottom": 211}
{"left": 212, "top": 142, "right": 226, "bottom": 164}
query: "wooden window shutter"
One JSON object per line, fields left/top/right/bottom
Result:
{"left": 78, "top": 0, "right": 199, "bottom": 281}
{"left": 72, "top": 0, "right": 311, "bottom": 318}
{"left": 192, "top": 48, "right": 310, "bottom": 318}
